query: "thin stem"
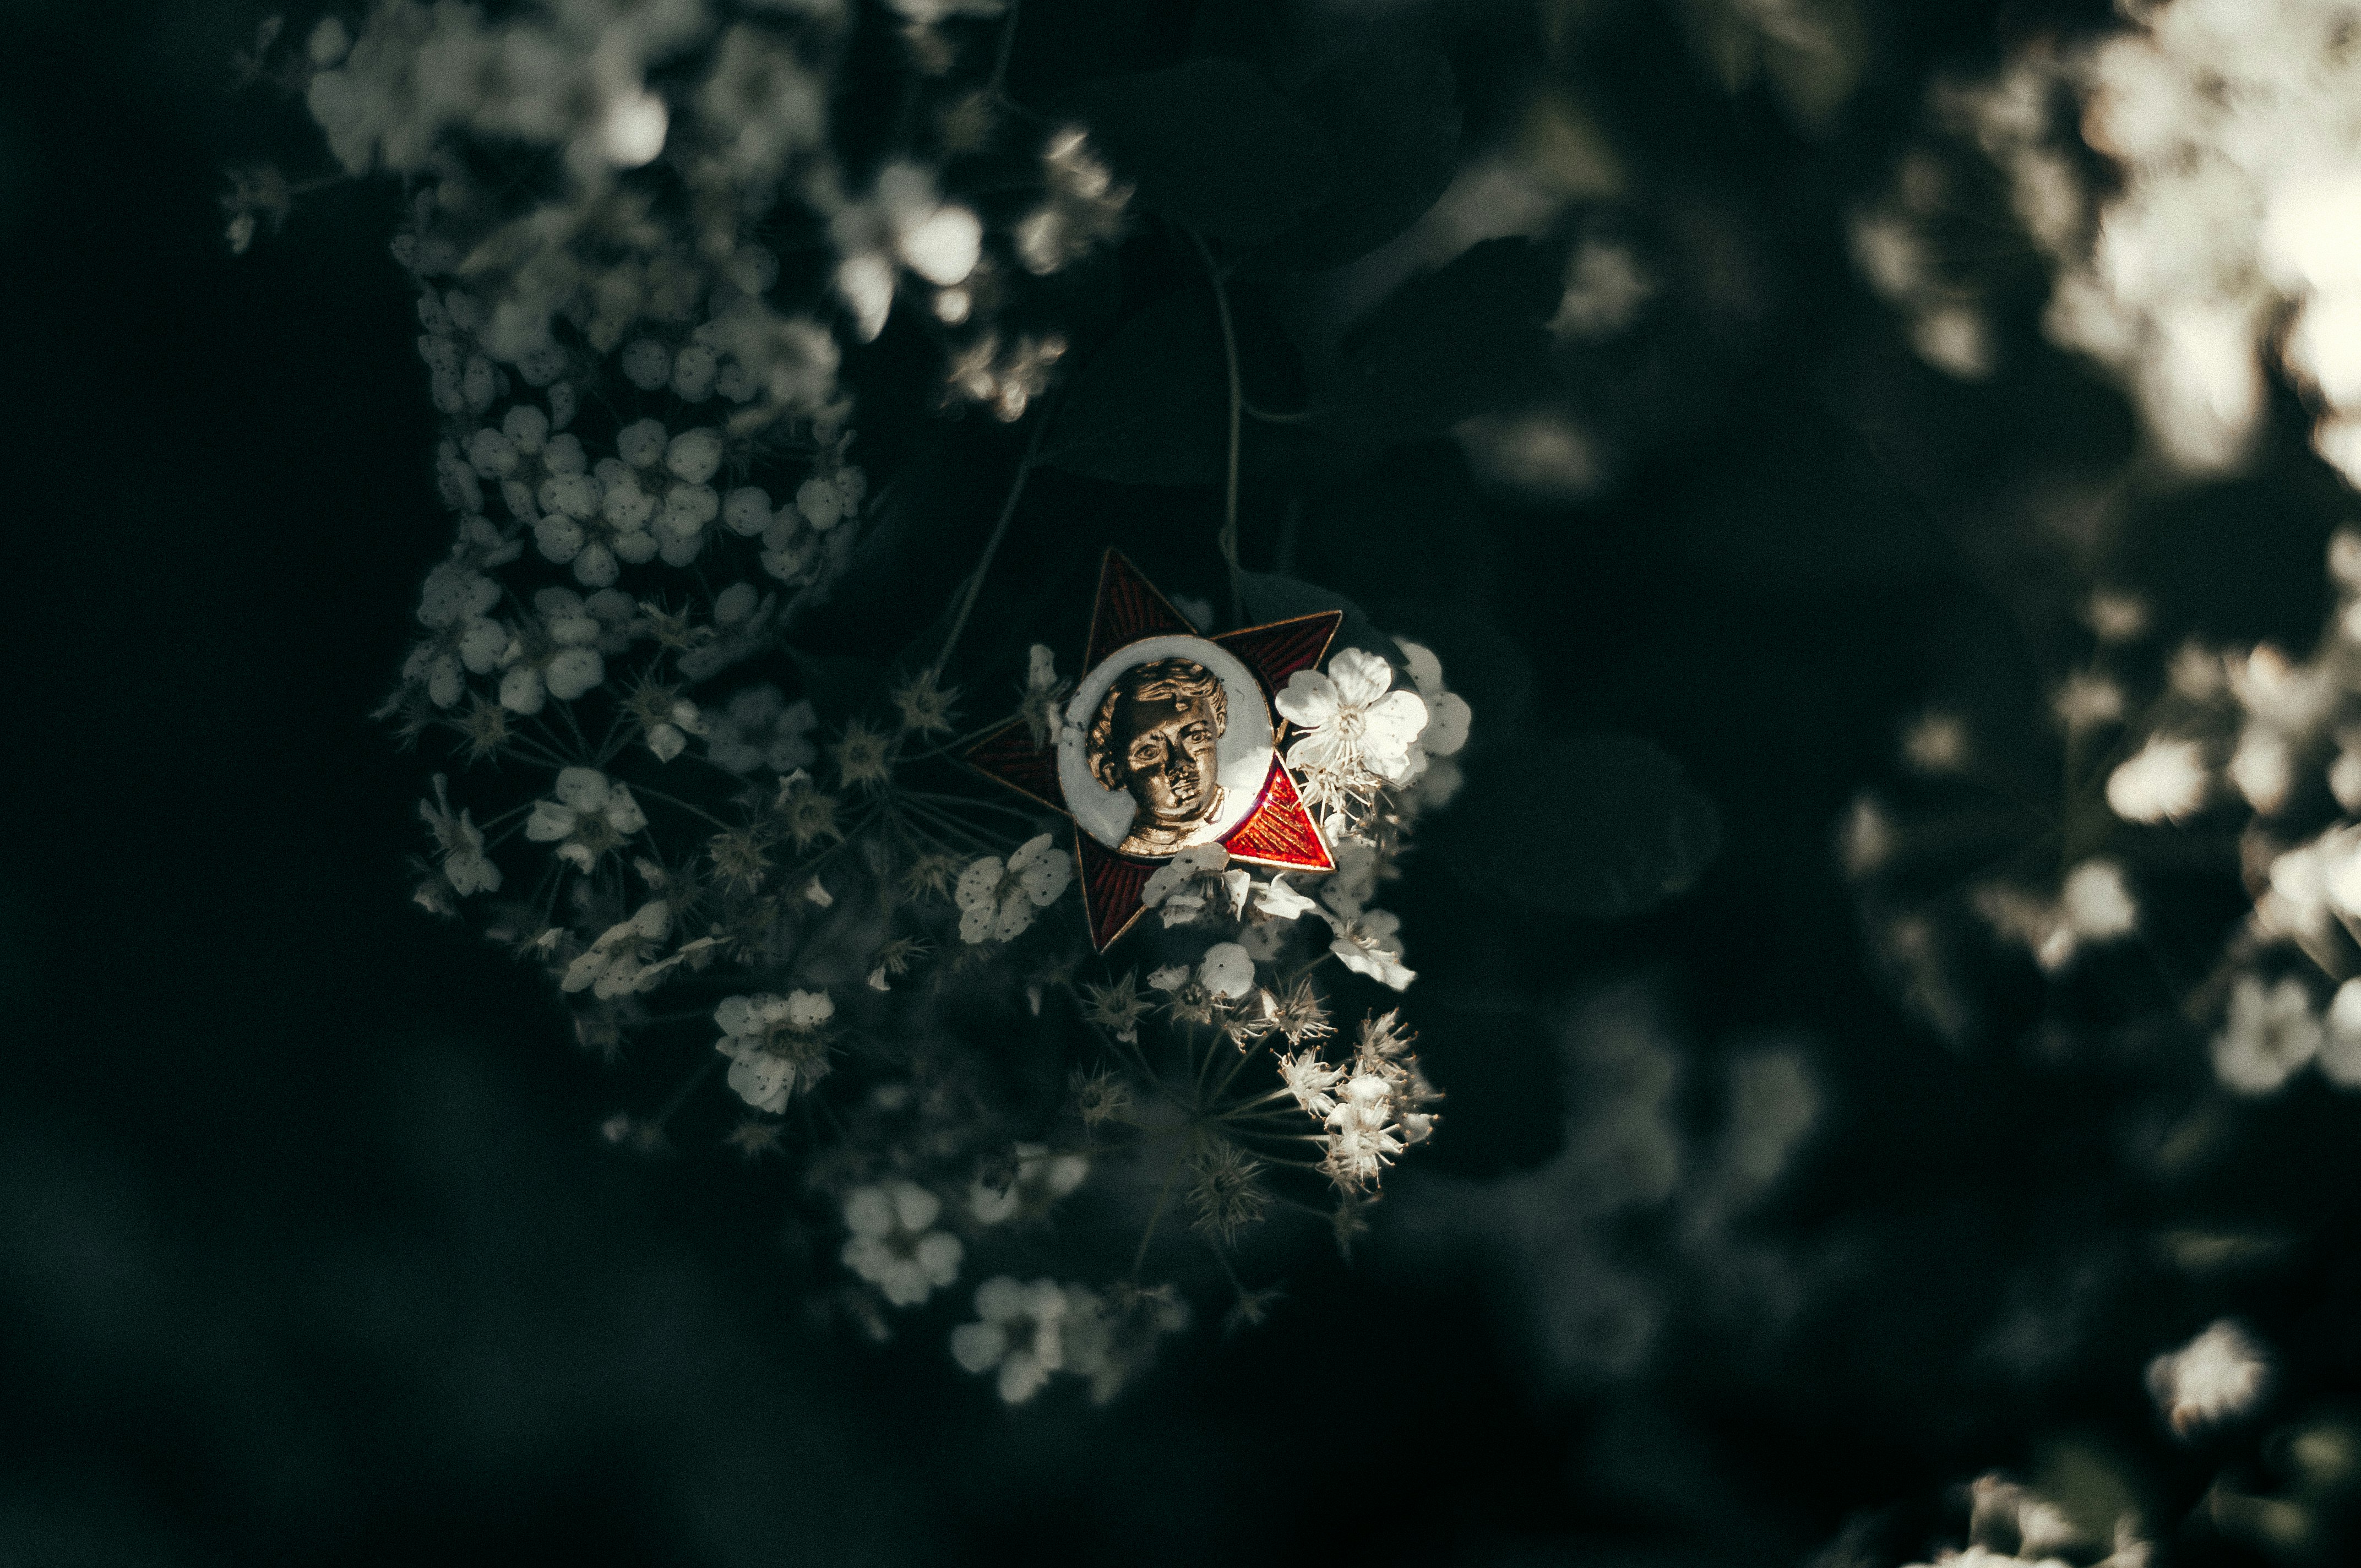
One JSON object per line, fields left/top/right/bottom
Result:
{"left": 1207, "top": 1035, "right": 1269, "bottom": 1104}
{"left": 624, "top": 781, "right": 735, "bottom": 831}
{"left": 1190, "top": 1025, "right": 1222, "bottom": 1109}
{"left": 903, "top": 788, "right": 1043, "bottom": 821}
{"left": 937, "top": 413, "right": 1049, "bottom": 676}
{"left": 1130, "top": 1151, "right": 1187, "bottom": 1279}
{"left": 1189, "top": 228, "right": 1245, "bottom": 625}
{"left": 650, "top": 1055, "right": 721, "bottom": 1129}
{"left": 987, "top": 0, "right": 1023, "bottom": 97}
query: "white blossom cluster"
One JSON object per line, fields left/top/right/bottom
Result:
{"left": 2146, "top": 1317, "right": 2271, "bottom": 1438}
{"left": 1855, "top": 0, "right": 2361, "bottom": 486}
{"left": 947, "top": 1275, "right": 1189, "bottom": 1405}
{"left": 248, "top": 0, "right": 1487, "bottom": 1392}
{"left": 1886, "top": 1472, "right": 2151, "bottom": 1568}
{"left": 1274, "top": 1010, "right": 1440, "bottom": 1195}
{"left": 1841, "top": 520, "right": 2361, "bottom": 1103}
{"left": 1838, "top": 591, "right": 2158, "bottom": 1045}
{"left": 1836, "top": 1321, "right": 2282, "bottom": 1566}
{"left": 1826, "top": 1319, "right": 2317, "bottom": 1567}
{"left": 1277, "top": 639, "right": 1471, "bottom": 847}
{"left": 2094, "top": 531, "right": 2361, "bottom": 1095}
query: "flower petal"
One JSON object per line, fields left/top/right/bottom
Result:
{"left": 1327, "top": 648, "right": 1394, "bottom": 707}
{"left": 554, "top": 766, "right": 608, "bottom": 812}
{"left": 1274, "top": 669, "right": 1339, "bottom": 729}
{"left": 524, "top": 801, "right": 576, "bottom": 841}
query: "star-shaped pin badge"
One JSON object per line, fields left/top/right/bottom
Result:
{"left": 966, "top": 549, "right": 1339, "bottom": 950}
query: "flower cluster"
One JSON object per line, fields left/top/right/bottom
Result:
{"left": 1277, "top": 643, "right": 1469, "bottom": 845}
{"left": 948, "top": 1276, "right": 1190, "bottom": 1405}
{"left": 1275, "top": 1010, "right": 1440, "bottom": 1197}
{"left": 248, "top": 0, "right": 1481, "bottom": 1401}
{"left": 1854, "top": 0, "right": 2361, "bottom": 485}
{"left": 1840, "top": 536, "right": 2361, "bottom": 1095}
{"left": 1886, "top": 1472, "right": 2151, "bottom": 1568}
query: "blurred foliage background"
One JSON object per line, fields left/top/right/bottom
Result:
{"left": 10, "top": 0, "right": 2361, "bottom": 1562}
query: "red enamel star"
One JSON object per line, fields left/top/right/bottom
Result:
{"left": 965, "top": 550, "right": 1338, "bottom": 950}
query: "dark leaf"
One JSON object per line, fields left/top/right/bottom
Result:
{"left": 1442, "top": 736, "right": 1721, "bottom": 917}
{"left": 1236, "top": 570, "right": 1397, "bottom": 661}
{"left": 786, "top": 647, "right": 886, "bottom": 729}
{"left": 1320, "top": 237, "right": 1562, "bottom": 444}
{"left": 1074, "top": 59, "right": 1337, "bottom": 245}
{"left": 1275, "top": 46, "right": 1460, "bottom": 270}
{"left": 1040, "top": 291, "right": 1228, "bottom": 486}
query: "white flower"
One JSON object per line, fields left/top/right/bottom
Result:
{"left": 563, "top": 901, "right": 708, "bottom": 999}
{"left": 589, "top": 84, "right": 668, "bottom": 168}
{"left": 841, "top": 1183, "right": 962, "bottom": 1308}
{"left": 1901, "top": 711, "right": 1971, "bottom": 775}
{"left": 1251, "top": 874, "right": 1319, "bottom": 922}
{"left": 955, "top": 833, "right": 1074, "bottom": 943}
{"left": 832, "top": 162, "right": 982, "bottom": 340}
{"left": 1901, "top": 1547, "right": 2080, "bottom": 1568}
{"left": 2050, "top": 672, "right": 2124, "bottom": 731}
{"left": 663, "top": 428, "right": 723, "bottom": 484}
{"left": 1396, "top": 638, "right": 1472, "bottom": 759}
{"left": 1973, "top": 861, "right": 2137, "bottom": 973}
{"left": 795, "top": 465, "right": 865, "bottom": 531}
{"left": 2212, "top": 974, "right": 2321, "bottom": 1095}
{"left": 643, "top": 696, "right": 705, "bottom": 763}
{"left": 1321, "top": 1099, "right": 1404, "bottom": 1191}
{"left": 1197, "top": 942, "right": 1256, "bottom": 1000}
{"left": 1276, "top": 1050, "right": 1343, "bottom": 1118}
{"left": 1058, "top": 1282, "right": 1190, "bottom": 1405}
{"left": 948, "top": 1276, "right": 1068, "bottom": 1403}
{"left": 2317, "top": 825, "right": 2361, "bottom": 922}
{"left": 418, "top": 775, "right": 501, "bottom": 896}
{"left": 524, "top": 767, "right": 648, "bottom": 871}
{"left": 1145, "top": 965, "right": 1189, "bottom": 992}
{"left": 1320, "top": 840, "right": 1383, "bottom": 919}
{"left": 407, "top": 557, "right": 508, "bottom": 707}
{"left": 1839, "top": 795, "right": 1896, "bottom": 880}
{"left": 1325, "top": 907, "right": 1416, "bottom": 991}
{"left": 705, "top": 685, "right": 820, "bottom": 775}
{"left": 713, "top": 989, "right": 834, "bottom": 1111}
{"left": 2106, "top": 736, "right": 2209, "bottom": 823}
{"left": 497, "top": 587, "right": 630, "bottom": 715}
{"left": 2058, "top": 858, "right": 2137, "bottom": 941}
{"left": 2147, "top": 1319, "right": 2269, "bottom": 1438}
{"left": 1013, "top": 127, "right": 1130, "bottom": 275}
{"left": 2228, "top": 724, "right": 2295, "bottom": 815}
{"left": 1005, "top": 640, "right": 1073, "bottom": 747}
{"left": 1141, "top": 844, "right": 1233, "bottom": 927}
{"left": 1276, "top": 649, "right": 1429, "bottom": 785}
{"left": 2259, "top": 831, "right": 2343, "bottom": 945}
{"left": 969, "top": 1143, "right": 1089, "bottom": 1224}
{"left": 2325, "top": 979, "right": 2361, "bottom": 1088}
{"left": 2085, "top": 589, "right": 2150, "bottom": 643}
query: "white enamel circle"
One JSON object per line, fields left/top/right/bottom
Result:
{"left": 1056, "top": 634, "right": 1274, "bottom": 855}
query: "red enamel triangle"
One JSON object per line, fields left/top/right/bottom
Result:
{"left": 1086, "top": 551, "right": 1196, "bottom": 667}
{"left": 1218, "top": 758, "right": 1333, "bottom": 872}
{"left": 965, "top": 548, "right": 1341, "bottom": 951}
{"left": 1211, "top": 616, "right": 1339, "bottom": 712}
{"left": 962, "top": 716, "right": 1060, "bottom": 810}
{"left": 1075, "top": 835, "right": 1156, "bottom": 950}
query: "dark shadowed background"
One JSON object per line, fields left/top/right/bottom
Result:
{"left": 7, "top": 0, "right": 2356, "bottom": 1563}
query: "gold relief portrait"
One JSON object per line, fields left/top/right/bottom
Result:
{"left": 1084, "top": 656, "right": 1229, "bottom": 857}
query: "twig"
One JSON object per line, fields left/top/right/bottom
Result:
{"left": 935, "top": 412, "right": 1049, "bottom": 674}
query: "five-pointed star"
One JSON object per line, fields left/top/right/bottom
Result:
{"left": 965, "top": 549, "right": 1338, "bottom": 950}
